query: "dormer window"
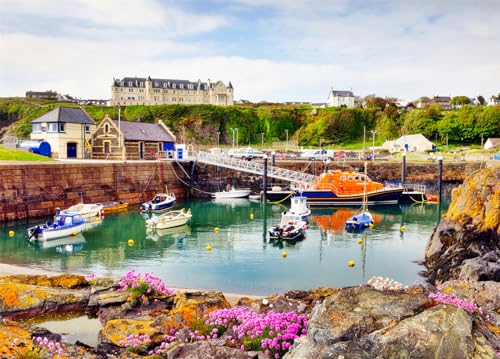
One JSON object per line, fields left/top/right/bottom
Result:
{"left": 128, "top": 81, "right": 132, "bottom": 86}
{"left": 139, "top": 82, "right": 144, "bottom": 87}
{"left": 154, "top": 82, "right": 159, "bottom": 87}
{"left": 120, "top": 81, "right": 124, "bottom": 86}
{"left": 179, "top": 84, "right": 184, "bottom": 89}
{"left": 163, "top": 83, "right": 168, "bottom": 88}
{"left": 172, "top": 83, "right": 176, "bottom": 89}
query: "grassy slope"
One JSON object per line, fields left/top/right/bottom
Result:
{"left": 0, "top": 145, "right": 52, "bottom": 161}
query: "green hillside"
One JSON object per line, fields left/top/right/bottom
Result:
{"left": 0, "top": 98, "right": 499, "bottom": 150}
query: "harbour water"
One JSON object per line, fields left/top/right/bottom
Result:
{"left": 0, "top": 199, "right": 443, "bottom": 295}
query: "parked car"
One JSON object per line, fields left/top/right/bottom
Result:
{"left": 300, "top": 149, "right": 334, "bottom": 161}
{"left": 227, "top": 147, "right": 266, "bottom": 160}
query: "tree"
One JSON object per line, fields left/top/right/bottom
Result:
{"left": 477, "top": 95, "right": 485, "bottom": 105}
{"left": 364, "top": 96, "right": 387, "bottom": 111}
{"left": 450, "top": 96, "right": 471, "bottom": 107}
{"left": 401, "top": 110, "right": 436, "bottom": 138}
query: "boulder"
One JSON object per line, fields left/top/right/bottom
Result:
{"left": 0, "top": 277, "right": 90, "bottom": 317}
{"left": 170, "top": 291, "right": 231, "bottom": 327}
{"left": 165, "top": 340, "right": 250, "bottom": 358}
{"left": 424, "top": 168, "right": 500, "bottom": 284}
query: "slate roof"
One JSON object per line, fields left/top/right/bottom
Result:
{"left": 329, "top": 90, "right": 354, "bottom": 97}
{"left": 113, "top": 76, "right": 230, "bottom": 90}
{"left": 114, "top": 120, "right": 175, "bottom": 142}
{"left": 31, "top": 107, "right": 95, "bottom": 124}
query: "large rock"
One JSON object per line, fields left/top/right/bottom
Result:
{"left": 425, "top": 168, "right": 500, "bottom": 283}
{"left": 0, "top": 277, "right": 90, "bottom": 317}
{"left": 306, "top": 286, "right": 428, "bottom": 346}
{"left": 285, "top": 286, "right": 489, "bottom": 359}
{"left": 165, "top": 340, "right": 250, "bottom": 359}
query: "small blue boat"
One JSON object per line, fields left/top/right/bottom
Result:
{"left": 140, "top": 193, "right": 176, "bottom": 213}
{"left": 345, "top": 211, "right": 373, "bottom": 231}
{"left": 27, "top": 213, "right": 87, "bottom": 241}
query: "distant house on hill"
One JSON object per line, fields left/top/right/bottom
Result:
{"left": 91, "top": 115, "right": 176, "bottom": 160}
{"left": 382, "top": 134, "right": 435, "bottom": 153}
{"left": 30, "top": 107, "right": 96, "bottom": 159}
{"left": 484, "top": 138, "right": 500, "bottom": 150}
{"left": 431, "top": 96, "right": 452, "bottom": 110}
{"left": 326, "top": 89, "right": 355, "bottom": 108}
{"left": 26, "top": 90, "right": 58, "bottom": 100}
{"left": 488, "top": 96, "right": 500, "bottom": 106}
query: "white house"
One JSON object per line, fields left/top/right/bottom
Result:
{"left": 484, "top": 138, "right": 500, "bottom": 150}
{"left": 326, "top": 89, "right": 355, "bottom": 108}
{"left": 382, "top": 134, "right": 435, "bottom": 153}
{"left": 488, "top": 96, "right": 500, "bottom": 106}
{"left": 30, "top": 107, "right": 97, "bottom": 159}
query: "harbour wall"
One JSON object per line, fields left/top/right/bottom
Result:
{"left": 0, "top": 160, "right": 483, "bottom": 222}
{"left": 0, "top": 161, "right": 187, "bottom": 222}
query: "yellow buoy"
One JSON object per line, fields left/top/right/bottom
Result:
{"left": 249, "top": 213, "right": 254, "bottom": 220}
{"left": 96, "top": 217, "right": 100, "bottom": 222}
{"left": 369, "top": 223, "right": 374, "bottom": 228}
{"left": 206, "top": 244, "right": 213, "bottom": 251}
{"left": 357, "top": 239, "right": 363, "bottom": 245}
{"left": 214, "top": 227, "right": 220, "bottom": 233}
{"left": 400, "top": 225, "right": 406, "bottom": 232}
{"left": 71, "top": 232, "right": 77, "bottom": 236}
{"left": 282, "top": 251, "right": 287, "bottom": 258}
{"left": 348, "top": 260, "right": 355, "bottom": 267}
{"left": 8, "top": 230, "right": 15, "bottom": 237}
{"left": 128, "top": 239, "right": 134, "bottom": 246}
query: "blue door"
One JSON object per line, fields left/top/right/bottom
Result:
{"left": 67, "top": 142, "right": 77, "bottom": 158}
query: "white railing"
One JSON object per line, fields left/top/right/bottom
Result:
{"left": 195, "top": 151, "right": 316, "bottom": 185}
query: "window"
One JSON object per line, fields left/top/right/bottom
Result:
{"left": 348, "top": 176, "right": 353, "bottom": 181}
{"left": 128, "top": 81, "right": 132, "bottom": 86}
{"left": 120, "top": 81, "right": 124, "bottom": 86}
{"left": 139, "top": 82, "right": 143, "bottom": 87}
{"left": 104, "top": 123, "right": 110, "bottom": 133}
{"left": 59, "top": 123, "right": 65, "bottom": 132}
{"left": 154, "top": 82, "right": 159, "bottom": 87}
{"left": 104, "top": 141, "right": 110, "bottom": 154}
{"left": 172, "top": 83, "right": 176, "bottom": 89}
{"left": 129, "top": 88, "right": 133, "bottom": 92}
{"left": 32, "top": 123, "right": 42, "bottom": 133}
{"left": 163, "top": 83, "right": 168, "bottom": 88}
{"left": 179, "top": 84, "right": 184, "bottom": 89}
{"left": 48, "top": 123, "right": 58, "bottom": 132}
{"left": 85, "top": 125, "right": 90, "bottom": 134}
{"left": 340, "top": 175, "right": 346, "bottom": 181}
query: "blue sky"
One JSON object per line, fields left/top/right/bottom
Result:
{"left": 0, "top": 0, "right": 499, "bottom": 102}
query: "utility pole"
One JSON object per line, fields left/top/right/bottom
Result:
{"left": 285, "top": 129, "right": 289, "bottom": 151}
{"left": 371, "top": 130, "right": 376, "bottom": 162}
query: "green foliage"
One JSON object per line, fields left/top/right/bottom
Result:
{"left": 450, "top": 96, "right": 470, "bottom": 106}
{"left": 1, "top": 97, "right": 498, "bottom": 150}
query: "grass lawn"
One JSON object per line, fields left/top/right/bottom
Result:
{"left": 0, "top": 145, "right": 52, "bottom": 161}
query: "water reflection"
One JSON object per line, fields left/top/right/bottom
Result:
{"left": 0, "top": 200, "right": 445, "bottom": 295}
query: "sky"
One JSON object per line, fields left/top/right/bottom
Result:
{"left": 1, "top": 0, "right": 499, "bottom": 103}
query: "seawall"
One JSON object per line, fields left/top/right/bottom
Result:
{"left": 0, "top": 161, "right": 188, "bottom": 222}
{"left": 0, "top": 160, "right": 483, "bottom": 222}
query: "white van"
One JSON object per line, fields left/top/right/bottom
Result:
{"left": 300, "top": 149, "right": 334, "bottom": 161}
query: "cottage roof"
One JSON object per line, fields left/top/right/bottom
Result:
{"left": 485, "top": 138, "right": 500, "bottom": 148}
{"left": 31, "top": 107, "right": 95, "bottom": 124}
{"left": 329, "top": 90, "right": 354, "bottom": 97}
{"left": 395, "top": 133, "right": 434, "bottom": 145}
{"left": 114, "top": 120, "right": 175, "bottom": 142}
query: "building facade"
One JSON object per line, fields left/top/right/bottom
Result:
{"left": 91, "top": 115, "right": 176, "bottom": 160}
{"left": 26, "top": 90, "right": 58, "bottom": 100}
{"left": 110, "top": 76, "right": 234, "bottom": 107}
{"left": 326, "top": 89, "right": 355, "bottom": 108}
{"left": 30, "top": 107, "right": 96, "bottom": 159}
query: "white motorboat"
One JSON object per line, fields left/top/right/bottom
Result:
{"left": 145, "top": 209, "right": 192, "bottom": 230}
{"left": 140, "top": 193, "right": 176, "bottom": 213}
{"left": 283, "top": 195, "right": 311, "bottom": 221}
{"left": 268, "top": 212, "right": 307, "bottom": 241}
{"left": 212, "top": 187, "right": 251, "bottom": 199}
{"left": 27, "top": 213, "right": 87, "bottom": 241}
{"left": 60, "top": 203, "right": 104, "bottom": 220}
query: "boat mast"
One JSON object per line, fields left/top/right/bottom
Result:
{"left": 363, "top": 161, "right": 368, "bottom": 212}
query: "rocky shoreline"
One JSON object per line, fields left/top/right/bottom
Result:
{"left": 0, "top": 168, "right": 498, "bottom": 358}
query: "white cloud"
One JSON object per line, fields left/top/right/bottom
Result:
{"left": 0, "top": 0, "right": 499, "bottom": 102}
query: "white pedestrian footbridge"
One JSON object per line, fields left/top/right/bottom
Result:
{"left": 190, "top": 151, "right": 316, "bottom": 187}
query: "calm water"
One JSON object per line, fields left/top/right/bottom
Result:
{"left": 0, "top": 200, "right": 443, "bottom": 295}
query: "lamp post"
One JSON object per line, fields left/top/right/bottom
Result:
{"left": 230, "top": 128, "right": 235, "bottom": 149}
{"left": 371, "top": 130, "right": 376, "bottom": 162}
{"left": 236, "top": 128, "right": 239, "bottom": 148}
{"left": 217, "top": 132, "right": 220, "bottom": 147}
{"left": 320, "top": 137, "right": 324, "bottom": 161}
{"left": 261, "top": 133, "right": 264, "bottom": 150}
{"left": 285, "top": 129, "right": 289, "bottom": 151}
